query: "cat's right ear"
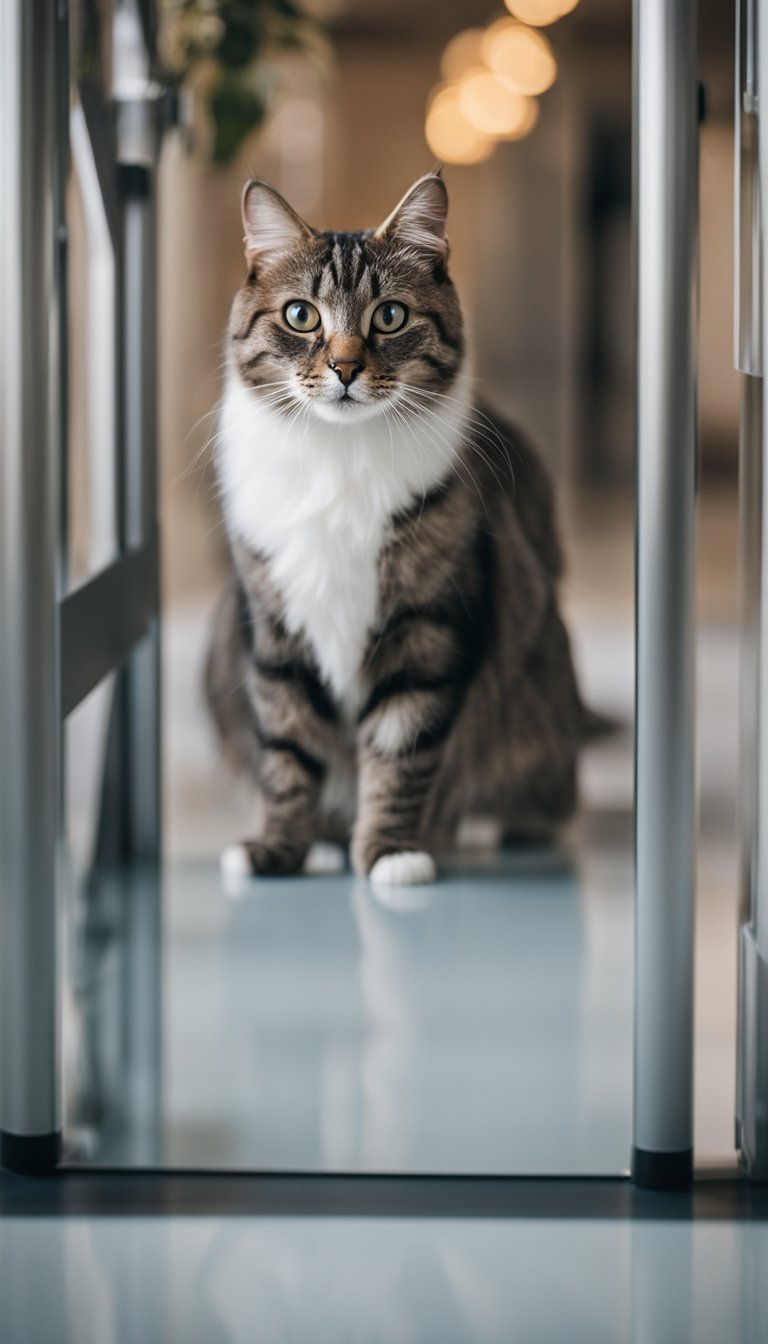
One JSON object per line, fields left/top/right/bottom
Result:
{"left": 241, "top": 180, "right": 312, "bottom": 272}
{"left": 374, "top": 174, "right": 450, "bottom": 258}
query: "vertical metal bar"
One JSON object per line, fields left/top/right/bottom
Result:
{"left": 632, "top": 0, "right": 698, "bottom": 1190}
{"left": 739, "top": 379, "right": 762, "bottom": 928}
{"left": 738, "top": 0, "right": 768, "bottom": 1180}
{"left": 56, "top": 0, "right": 71, "bottom": 595}
{"left": 102, "top": 3, "right": 163, "bottom": 871}
{"left": 121, "top": 159, "right": 162, "bottom": 863}
{"left": 92, "top": 13, "right": 163, "bottom": 874}
{"left": 0, "top": 0, "right": 62, "bottom": 1172}
{"left": 736, "top": 375, "right": 763, "bottom": 1169}
{"left": 118, "top": 161, "right": 163, "bottom": 1157}
{"left": 755, "top": 0, "right": 768, "bottom": 1008}
{"left": 735, "top": 0, "right": 762, "bottom": 378}
{"left": 735, "top": 4, "right": 763, "bottom": 1160}
{"left": 112, "top": 6, "right": 165, "bottom": 1159}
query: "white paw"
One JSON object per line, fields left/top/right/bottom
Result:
{"left": 303, "top": 842, "right": 347, "bottom": 875}
{"left": 220, "top": 843, "right": 253, "bottom": 880}
{"left": 368, "top": 850, "right": 437, "bottom": 888}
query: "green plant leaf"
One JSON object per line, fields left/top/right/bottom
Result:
{"left": 209, "top": 74, "right": 267, "bottom": 162}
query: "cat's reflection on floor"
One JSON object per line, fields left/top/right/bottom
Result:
{"left": 348, "top": 843, "right": 585, "bottom": 1172}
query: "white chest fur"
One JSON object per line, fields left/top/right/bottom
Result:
{"left": 216, "top": 369, "right": 470, "bottom": 703}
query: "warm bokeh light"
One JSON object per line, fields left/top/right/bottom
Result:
{"left": 503, "top": 94, "right": 540, "bottom": 140}
{"left": 440, "top": 27, "right": 487, "bottom": 83}
{"left": 428, "top": 9, "right": 559, "bottom": 165}
{"left": 483, "top": 18, "right": 558, "bottom": 95}
{"left": 459, "top": 68, "right": 534, "bottom": 139}
{"left": 425, "top": 84, "right": 495, "bottom": 165}
{"left": 504, "top": 0, "right": 579, "bottom": 26}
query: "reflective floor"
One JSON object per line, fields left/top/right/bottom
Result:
{"left": 79, "top": 831, "right": 635, "bottom": 1171}
{"left": 63, "top": 488, "right": 740, "bottom": 1173}
{"left": 65, "top": 772, "right": 737, "bottom": 1173}
{"left": 2, "top": 1212, "right": 767, "bottom": 1343}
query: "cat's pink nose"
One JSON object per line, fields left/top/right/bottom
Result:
{"left": 329, "top": 358, "right": 364, "bottom": 387}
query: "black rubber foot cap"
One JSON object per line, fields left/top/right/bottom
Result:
{"left": 1, "top": 1130, "right": 61, "bottom": 1176}
{"left": 632, "top": 1145, "right": 693, "bottom": 1191}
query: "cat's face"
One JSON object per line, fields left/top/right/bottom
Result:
{"left": 228, "top": 175, "right": 465, "bottom": 425}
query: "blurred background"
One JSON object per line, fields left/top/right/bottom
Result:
{"left": 146, "top": 0, "right": 738, "bottom": 844}
{"left": 63, "top": 0, "right": 741, "bottom": 1172}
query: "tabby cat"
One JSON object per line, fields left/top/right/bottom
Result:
{"left": 206, "top": 172, "right": 584, "bottom": 886}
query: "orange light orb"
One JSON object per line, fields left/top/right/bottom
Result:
{"left": 505, "top": 0, "right": 580, "bottom": 22}
{"left": 440, "top": 27, "right": 487, "bottom": 83}
{"left": 459, "top": 68, "right": 533, "bottom": 139}
{"left": 425, "top": 85, "right": 495, "bottom": 165}
{"left": 483, "top": 18, "right": 558, "bottom": 95}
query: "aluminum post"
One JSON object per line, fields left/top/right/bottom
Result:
{"left": 0, "top": 0, "right": 63, "bottom": 1173}
{"left": 632, "top": 0, "right": 699, "bottom": 1190}
{"left": 739, "top": 0, "right": 768, "bottom": 1179}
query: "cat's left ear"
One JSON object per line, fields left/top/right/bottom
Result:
{"left": 374, "top": 173, "right": 449, "bottom": 258}
{"left": 241, "top": 179, "right": 313, "bottom": 272}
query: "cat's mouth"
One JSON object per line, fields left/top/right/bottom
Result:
{"left": 310, "top": 387, "right": 389, "bottom": 425}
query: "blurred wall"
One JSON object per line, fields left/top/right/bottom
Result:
{"left": 700, "top": 120, "right": 740, "bottom": 467}
{"left": 157, "top": 0, "right": 739, "bottom": 608}
{"left": 159, "top": 22, "right": 577, "bottom": 605}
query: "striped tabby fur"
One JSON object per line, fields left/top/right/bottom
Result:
{"left": 206, "top": 174, "right": 583, "bottom": 885}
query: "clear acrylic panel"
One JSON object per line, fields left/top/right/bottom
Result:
{"left": 63, "top": 0, "right": 740, "bottom": 1175}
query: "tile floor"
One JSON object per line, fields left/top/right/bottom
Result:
{"left": 61, "top": 487, "right": 743, "bottom": 1174}
{"left": 1, "top": 1213, "right": 767, "bottom": 1343}
{"left": 10, "top": 488, "right": 762, "bottom": 1344}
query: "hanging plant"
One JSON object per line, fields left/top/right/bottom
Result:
{"left": 158, "top": 1, "right": 329, "bottom": 164}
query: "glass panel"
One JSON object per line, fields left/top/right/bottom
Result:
{"left": 65, "top": 90, "right": 120, "bottom": 590}
{"left": 64, "top": 0, "right": 120, "bottom": 590}
{"left": 65, "top": 0, "right": 738, "bottom": 1174}
{"left": 61, "top": 672, "right": 118, "bottom": 1151}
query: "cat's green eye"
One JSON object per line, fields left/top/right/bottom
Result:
{"left": 371, "top": 301, "right": 408, "bottom": 334}
{"left": 284, "top": 300, "right": 321, "bottom": 333}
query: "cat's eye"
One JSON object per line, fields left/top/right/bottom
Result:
{"left": 371, "top": 301, "right": 408, "bottom": 334}
{"left": 284, "top": 300, "right": 321, "bottom": 333}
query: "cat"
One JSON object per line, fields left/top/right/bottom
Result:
{"left": 206, "top": 172, "right": 585, "bottom": 887}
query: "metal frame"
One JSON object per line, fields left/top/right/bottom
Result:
{"left": 0, "top": 0, "right": 163, "bottom": 1174}
{"left": 0, "top": 0, "right": 753, "bottom": 1197}
{"left": 737, "top": 0, "right": 768, "bottom": 1181}
{"left": 1, "top": 1169, "right": 767, "bottom": 1221}
{"left": 60, "top": 541, "right": 158, "bottom": 721}
{"left": 0, "top": 0, "right": 63, "bottom": 1175}
{"left": 632, "top": 0, "right": 698, "bottom": 1189}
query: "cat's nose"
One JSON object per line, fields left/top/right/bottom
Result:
{"left": 329, "top": 358, "right": 364, "bottom": 387}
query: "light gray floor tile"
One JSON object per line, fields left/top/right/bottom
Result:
{"left": 1, "top": 1215, "right": 767, "bottom": 1344}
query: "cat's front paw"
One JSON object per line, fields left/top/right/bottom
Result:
{"left": 368, "top": 850, "right": 437, "bottom": 888}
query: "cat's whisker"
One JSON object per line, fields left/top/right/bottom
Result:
{"left": 176, "top": 402, "right": 233, "bottom": 486}
{"left": 392, "top": 393, "right": 487, "bottom": 505}
{"left": 389, "top": 400, "right": 472, "bottom": 497}
{"left": 396, "top": 387, "right": 513, "bottom": 497}
{"left": 387, "top": 398, "right": 484, "bottom": 515}
{"left": 381, "top": 400, "right": 397, "bottom": 476}
{"left": 406, "top": 399, "right": 505, "bottom": 489}
{"left": 399, "top": 382, "right": 518, "bottom": 469}
{"left": 385, "top": 401, "right": 430, "bottom": 501}
{"left": 399, "top": 380, "right": 499, "bottom": 429}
